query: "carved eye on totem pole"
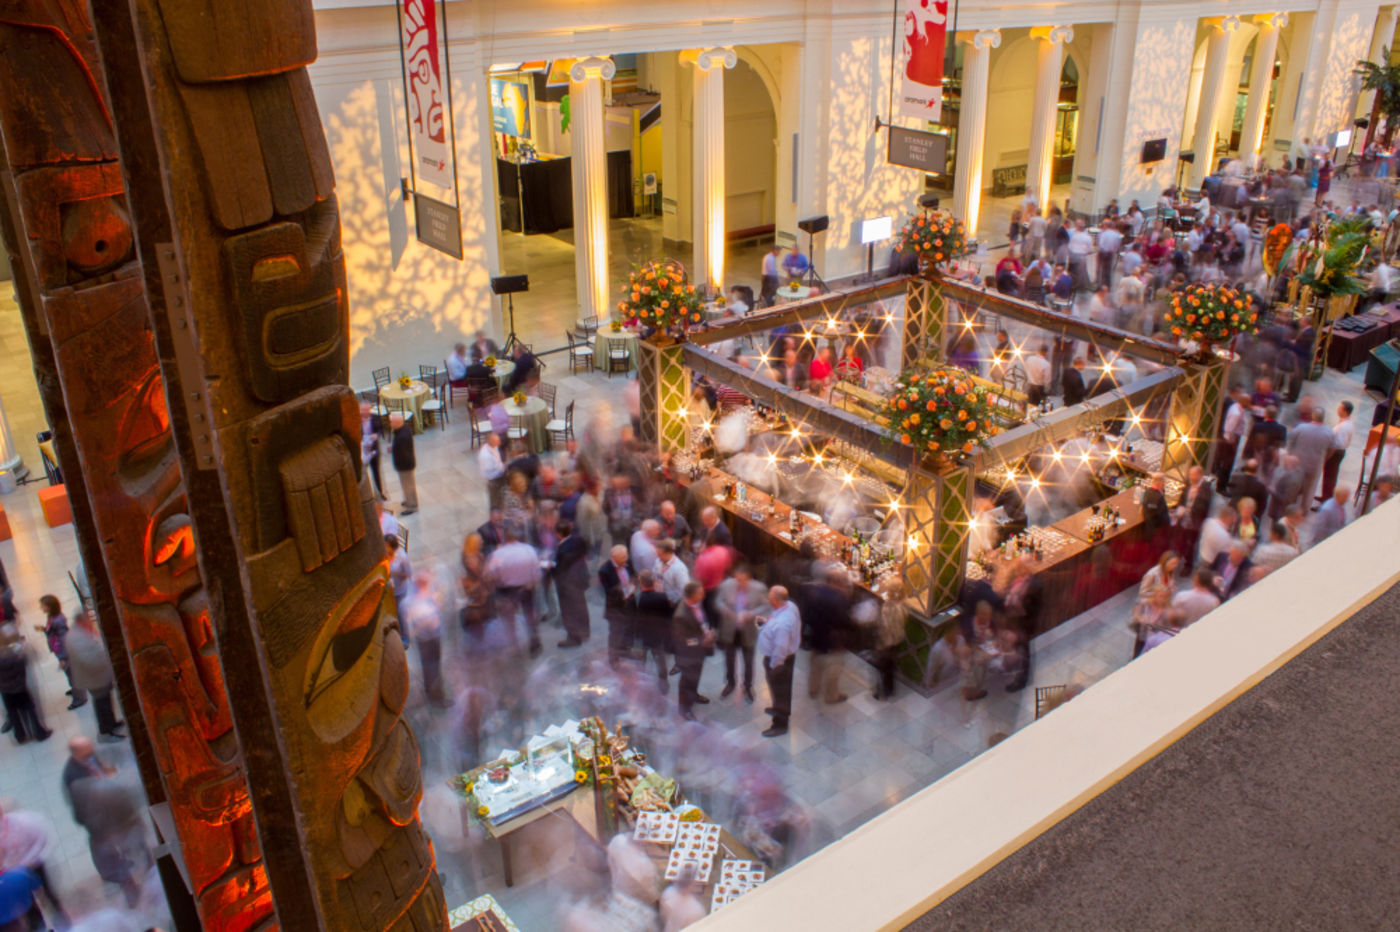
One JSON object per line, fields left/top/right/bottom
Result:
{"left": 60, "top": 195, "right": 134, "bottom": 279}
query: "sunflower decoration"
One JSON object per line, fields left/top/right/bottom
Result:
{"left": 884, "top": 367, "right": 1000, "bottom": 459}
{"left": 476, "top": 804, "right": 490, "bottom": 818}
{"left": 1163, "top": 282, "right": 1259, "bottom": 346}
{"left": 897, "top": 207, "right": 967, "bottom": 273}
{"left": 617, "top": 258, "right": 705, "bottom": 333}
{"left": 574, "top": 770, "right": 590, "bottom": 784}
{"left": 484, "top": 355, "right": 497, "bottom": 368}
{"left": 511, "top": 391, "right": 527, "bottom": 407}
{"left": 1263, "top": 223, "right": 1293, "bottom": 276}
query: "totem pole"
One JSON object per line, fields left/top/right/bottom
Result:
{"left": 0, "top": 0, "right": 446, "bottom": 928}
{"left": 0, "top": 2, "right": 272, "bottom": 927}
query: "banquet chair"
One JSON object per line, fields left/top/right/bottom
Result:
{"left": 539, "top": 382, "right": 558, "bottom": 418}
{"left": 507, "top": 413, "right": 529, "bottom": 444}
{"left": 547, "top": 400, "right": 575, "bottom": 446}
{"left": 466, "top": 402, "right": 491, "bottom": 448}
{"left": 397, "top": 525, "right": 410, "bottom": 553}
{"left": 566, "top": 330, "right": 594, "bottom": 373}
{"left": 418, "top": 365, "right": 447, "bottom": 429}
{"left": 578, "top": 314, "right": 600, "bottom": 337}
{"left": 607, "top": 343, "right": 631, "bottom": 377}
{"left": 1034, "top": 684, "right": 1068, "bottom": 720}
{"left": 372, "top": 366, "right": 391, "bottom": 391}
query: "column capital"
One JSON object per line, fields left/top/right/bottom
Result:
{"left": 1202, "top": 15, "right": 1241, "bottom": 34}
{"left": 569, "top": 56, "right": 616, "bottom": 82}
{"left": 1029, "top": 24, "right": 1073, "bottom": 46}
{"left": 956, "top": 28, "right": 1002, "bottom": 51}
{"left": 1252, "top": 12, "right": 1288, "bottom": 30}
{"left": 680, "top": 47, "right": 737, "bottom": 71}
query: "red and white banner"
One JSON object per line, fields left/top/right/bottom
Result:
{"left": 399, "top": 0, "right": 456, "bottom": 191}
{"left": 899, "top": 0, "right": 949, "bottom": 123}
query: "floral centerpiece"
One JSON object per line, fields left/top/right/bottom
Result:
{"left": 618, "top": 258, "right": 705, "bottom": 334}
{"left": 897, "top": 208, "right": 967, "bottom": 273}
{"left": 484, "top": 354, "right": 497, "bottom": 368}
{"left": 1164, "top": 283, "right": 1258, "bottom": 354}
{"left": 610, "top": 319, "right": 623, "bottom": 332}
{"left": 511, "top": 391, "right": 527, "bottom": 407}
{"left": 884, "top": 367, "right": 1001, "bottom": 459}
{"left": 397, "top": 373, "right": 412, "bottom": 390}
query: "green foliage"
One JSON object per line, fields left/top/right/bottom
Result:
{"left": 1296, "top": 223, "right": 1369, "bottom": 298}
{"left": 1355, "top": 47, "right": 1400, "bottom": 144}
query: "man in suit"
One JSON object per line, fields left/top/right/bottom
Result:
{"left": 599, "top": 546, "right": 635, "bottom": 668}
{"left": 553, "top": 521, "right": 591, "bottom": 648}
{"left": 1225, "top": 458, "right": 1270, "bottom": 517}
{"left": 1268, "top": 454, "right": 1305, "bottom": 523}
{"left": 476, "top": 510, "right": 506, "bottom": 555}
{"left": 1174, "top": 465, "right": 1214, "bottom": 570}
{"left": 656, "top": 500, "right": 691, "bottom": 553}
{"left": 1140, "top": 472, "right": 1171, "bottom": 534}
{"left": 804, "top": 568, "right": 852, "bottom": 704}
{"left": 1247, "top": 404, "right": 1287, "bottom": 480}
{"left": 632, "top": 571, "right": 672, "bottom": 691}
{"left": 1288, "top": 405, "right": 1334, "bottom": 508}
{"left": 388, "top": 412, "right": 417, "bottom": 515}
{"left": 1213, "top": 385, "right": 1250, "bottom": 488}
{"left": 1210, "top": 541, "right": 1254, "bottom": 600}
{"left": 694, "top": 506, "right": 733, "bottom": 553}
{"left": 1061, "top": 357, "right": 1088, "bottom": 406}
{"left": 714, "top": 564, "right": 768, "bottom": 702}
{"left": 468, "top": 330, "right": 500, "bottom": 364}
{"left": 359, "top": 402, "right": 385, "bottom": 502}
{"left": 503, "top": 343, "right": 539, "bottom": 394}
{"left": 671, "top": 582, "right": 714, "bottom": 720}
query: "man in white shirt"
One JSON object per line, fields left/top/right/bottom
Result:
{"left": 1067, "top": 220, "right": 1093, "bottom": 291}
{"left": 1197, "top": 504, "right": 1236, "bottom": 568}
{"left": 1171, "top": 567, "right": 1221, "bottom": 626}
{"left": 629, "top": 519, "right": 661, "bottom": 575}
{"left": 1095, "top": 222, "right": 1123, "bottom": 288}
{"left": 759, "top": 244, "right": 782, "bottom": 306}
{"left": 1088, "top": 285, "right": 1116, "bottom": 328}
{"left": 1118, "top": 242, "right": 1143, "bottom": 277}
{"left": 477, "top": 432, "right": 506, "bottom": 509}
{"left": 1214, "top": 386, "right": 1250, "bottom": 487}
{"left": 1319, "top": 400, "right": 1354, "bottom": 500}
{"left": 488, "top": 527, "right": 543, "bottom": 655}
{"left": 1024, "top": 208, "right": 1047, "bottom": 261}
{"left": 1024, "top": 344, "right": 1052, "bottom": 405}
{"left": 1251, "top": 523, "right": 1300, "bottom": 573}
{"left": 655, "top": 539, "right": 691, "bottom": 604}
{"left": 445, "top": 342, "right": 469, "bottom": 382}
{"left": 756, "top": 586, "right": 802, "bottom": 737}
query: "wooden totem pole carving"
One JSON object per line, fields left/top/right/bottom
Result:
{"left": 0, "top": 0, "right": 447, "bottom": 929}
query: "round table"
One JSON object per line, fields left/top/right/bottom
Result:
{"left": 491, "top": 360, "right": 515, "bottom": 392}
{"left": 594, "top": 329, "right": 640, "bottom": 372}
{"left": 503, "top": 395, "right": 550, "bottom": 453}
{"left": 774, "top": 284, "right": 815, "bottom": 304}
{"left": 379, "top": 380, "right": 431, "bottom": 433}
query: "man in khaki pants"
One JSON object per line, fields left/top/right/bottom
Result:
{"left": 804, "top": 567, "right": 851, "bottom": 704}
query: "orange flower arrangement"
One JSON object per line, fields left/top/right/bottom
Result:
{"left": 884, "top": 367, "right": 1000, "bottom": 458}
{"left": 898, "top": 208, "right": 967, "bottom": 272}
{"left": 617, "top": 258, "right": 704, "bottom": 332}
{"left": 1164, "top": 283, "right": 1258, "bottom": 345}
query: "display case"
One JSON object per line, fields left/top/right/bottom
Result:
{"left": 464, "top": 731, "right": 581, "bottom": 825}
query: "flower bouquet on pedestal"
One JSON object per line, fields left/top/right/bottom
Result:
{"left": 898, "top": 208, "right": 967, "bottom": 276}
{"left": 884, "top": 367, "right": 1000, "bottom": 463}
{"left": 1164, "top": 283, "right": 1258, "bottom": 361}
{"left": 617, "top": 258, "right": 704, "bottom": 342}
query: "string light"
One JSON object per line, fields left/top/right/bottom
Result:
{"left": 906, "top": 534, "right": 920, "bottom": 553}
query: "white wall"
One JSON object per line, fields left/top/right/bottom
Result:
{"left": 724, "top": 59, "right": 778, "bottom": 233}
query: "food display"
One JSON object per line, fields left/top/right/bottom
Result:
{"left": 665, "top": 822, "right": 722, "bottom": 881}
{"left": 711, "top": 859, "right": 767, "bottom": 910}
{"left": 632, "top": 811, "right": 680, "bottom": 845}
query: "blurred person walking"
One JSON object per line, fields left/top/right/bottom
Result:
{"left": 757, "top": 586, "right": 800, "bottom": 737}
{"left": 715, "top": 564, "right": 765, "bottom": 702}
{"left": 488, "top": 526, "right": 543, "bottom": 656}
{"left": 0, "top": 801, "right": 67, "bottom": 927}
{"left": 671, "top": 582, "right": 714, "bottom": 720}
{"left": 403, "top": 571, "right": 445, "bottom": 705}
{"left": 0, "top": 625, "right": 50, "bottom": 744}
{"left": 62, "top": 736, "right": 150, "bottom": 907}
{"left": 553, "top": 520, "right": 592, "bottom": 648}
{"left": 633, "top": 571, "right": 672, "bottom": 691}
{"left": 66, "top": 611, "right": 125, "bottom": 741}
{"left": 35, "top": 595, "right": 85, "bottom": 709}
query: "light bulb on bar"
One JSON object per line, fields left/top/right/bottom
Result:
{"left": 842, "top": 470, "right": 855, "bottom": 485}
{"left": 906, "top": 534, "right": 920, "bottom": 553}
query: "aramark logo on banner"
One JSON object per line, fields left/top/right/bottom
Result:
{"left": 400, "top": 0, "right": 455, "bottom": 191}
{"left": 899, "top": 0, "right": 949, "bottom": 123}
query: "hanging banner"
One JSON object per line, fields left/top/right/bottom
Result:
{"left": 398, "top": 0, "right": 456, "bottom": 192}
{"left": 898, "top": 0, "right": 950, "bottom": 123}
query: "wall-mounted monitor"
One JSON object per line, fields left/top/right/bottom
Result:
{"left": 1141, "top": 138, "right": 1168, "bottom": 164}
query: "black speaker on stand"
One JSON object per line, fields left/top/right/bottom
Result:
{"left": 797, "top": 215, "right": 830, "bottom": 292}
{"left": 491, "top": 274, "right": 529, "bottom": 353}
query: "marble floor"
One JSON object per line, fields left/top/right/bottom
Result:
{"left": 0, "top": 170, "right": 1389, "bottom": 928}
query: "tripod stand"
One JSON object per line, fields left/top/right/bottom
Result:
{"left": 803, "top": 231, "right": 829, "bottom": 293}
{"left": 500, "top": 292, "right": 522, "bottom": 354}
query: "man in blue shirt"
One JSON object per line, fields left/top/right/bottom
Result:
{"left": 757, "top": 586, "right": 802, "bottom": 737}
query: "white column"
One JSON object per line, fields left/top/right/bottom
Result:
{"left": 952, "top": 29, "right": 1000, "bottom": 238}
{"left": 683, "top": 47, "right": 736, "bottom": 295}
{"left": 569, "top": 56, "right": 615, "bottom": 326}
{"left": 1241, "top": 14, "right": 1288, "bottom": 165}
{"left": 1026, "top": 25, "right": 1073, "bottom": 208}
{"left": 1188, "top": 16, "right": 1240, "bottom": 190}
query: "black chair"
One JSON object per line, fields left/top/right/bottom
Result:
{"left": 539, "top": 382, "right": 558, "bottom": 418}
{"left": 547, "top": 400, "right": 575, "bottom": 446}
{"left": 372, "top": 366, "right": 391, "bottom": 391}
{"left": 566, "top": 331, "right": 593, "bottom": 374}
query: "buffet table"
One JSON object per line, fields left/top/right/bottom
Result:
{"left": 1324, "top": 304, "right": 1400, "bottom": 371}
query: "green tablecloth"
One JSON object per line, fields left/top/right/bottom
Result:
{"left": 503, "top": 396, "right": 550, "bottom": 452}
{"left": 594, "top": 329, "right": 639, "bottom": 372}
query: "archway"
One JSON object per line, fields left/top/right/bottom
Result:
{"left": 723, "top": 58, "right": 778, "bottom": 238}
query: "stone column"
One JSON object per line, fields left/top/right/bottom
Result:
{"left": 1360, "top": 6, "right": 1399, "bottom": 145}
{"left": 1026, "top": 25, "right": 1073, "bottom": 208}
{"left": 952, "top": 29, "right": 1000, "bottom": 237}
{"left": 684, "top": 47, "right": 736, "bottom": 294}
{"left": 569, "top": 56, "right": 616, "bottom": 326}
{"left": 1188, "top": 16, "right": 1240, "bottom": 190}
{"left": 1240, "top": 14, "right": 1288, "bottom": 165}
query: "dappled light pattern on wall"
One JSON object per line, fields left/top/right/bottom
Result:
{"left": 825, "top": 35, "right": 923, "bottom": 279}
{"left": 1118, "top": 19, "right": 1196, "bottom": 206}
{"left": 1309, "top": 10, "right": 1371, "bottom": 140}
{"left": 323, "top": 78, "right": 492, "bottom": 386}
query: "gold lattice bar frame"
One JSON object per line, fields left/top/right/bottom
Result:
{"left": 901, "top": 458, "right": 972, "bottom": 618}
{"left": 902, "top": 276, "right": 947, "bottom": 372}
{"left": 637, "top": 339, "right": 690, "bottom": 452}
{"left": 1164, "top": 356, "right": 1229, "bottom": 477}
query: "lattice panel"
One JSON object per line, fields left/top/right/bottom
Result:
{"left": 637, "top": 339, "right": 662, "bottom": 448}
{"left": 1164, "top": 357, "right": 1229, "bottom": 476}
{"left": 901, "top": 277, "right": 946, "bottom": 373}
{"left": 901, "top": 459, "right": 971, "bottom": 617}
{"left": 656, "top": 342, "right": 690, "bottom": 453}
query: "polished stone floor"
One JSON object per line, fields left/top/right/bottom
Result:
{"left": 0, "top": 174, "right": 1388, "bottom": 926}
